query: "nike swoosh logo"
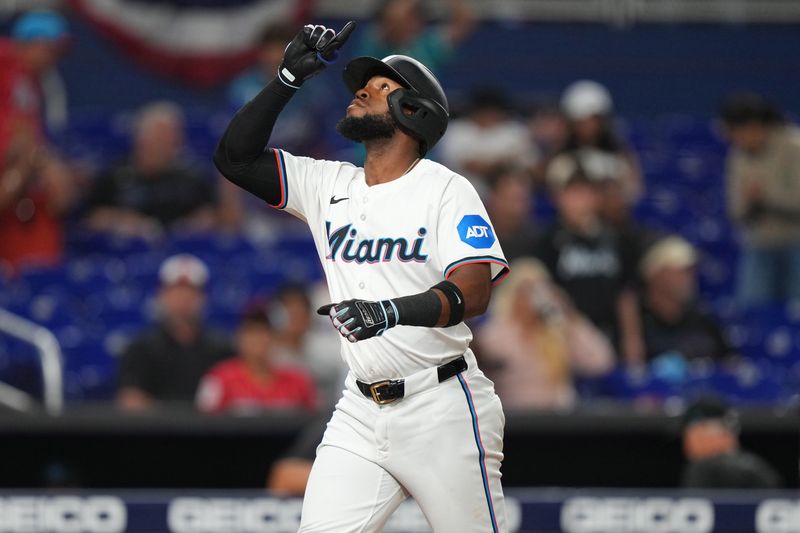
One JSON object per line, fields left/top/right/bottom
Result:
{"left": 455, "top": 294, "right": 461, "bottom": 304}
{"left": 330, "top": 196, "right": 349, "bottom": 204}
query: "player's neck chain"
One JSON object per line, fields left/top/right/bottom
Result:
{"left": 402, "top": 158, "right": 420, "bottom": 176}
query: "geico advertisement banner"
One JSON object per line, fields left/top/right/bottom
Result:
{"left": 0, "top": 497, "right": 126, "bottom": 533}
{"left": 167, "top": 497, "right": 521, "bottom": 533}
{"left": 0, "top": 491, "right": 796, "bottom": 533}
{"left": 0, "top": 495, "right": 519, "bottom": 533}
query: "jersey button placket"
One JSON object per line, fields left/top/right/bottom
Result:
{"left": 359, "top": 188, "right": 368, "bottom": 221}
{"left": 376, "top": 414, "right": 390, "bottom": 460}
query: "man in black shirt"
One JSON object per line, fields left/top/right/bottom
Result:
{"left": 681, "top": 396, "right": 781, "bottom": 488}
{"left": 85, "top": 102, "right": 216, "bottom": 237}
{"left": 486, "top": 167, "right": 538, "bottom": 263}
{"left": 640, "top": 236, "right": 735, "bottom": 363}
{"left": 536, "top": 156, "right": 641, "bottom": 360}
{"left": 116, "top": 254, "right": 232, "bottom": 410}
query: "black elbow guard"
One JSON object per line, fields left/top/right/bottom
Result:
{"left": 432, "top": 280, "right": 465, "bottom": 327}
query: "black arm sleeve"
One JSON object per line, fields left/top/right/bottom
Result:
{"left": 213, "top": 78, "right": 297, "bottom": 206}
{"left": 391, "top": 289, "right": 442, "bottom": 327}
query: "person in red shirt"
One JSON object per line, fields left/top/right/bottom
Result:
{"left": 0, "top": 10, "right": 75, "bottom": 276}
{"left": 196, "top": 306, "right": 318, "bottom": 414}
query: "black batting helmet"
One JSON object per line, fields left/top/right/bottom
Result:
{"left": 343, "top": 54, "right": 449, "bottom": 156}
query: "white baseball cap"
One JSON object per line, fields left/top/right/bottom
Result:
{"left": 545, "top": 153, "right": 581, "bottom": 189}
{"left": 640, "top": 236, "right": 698, "bottom": 279}
{"left": 577, "top": 148, "right": 626, "bottom": 182}
{"left": 159, "top": 254, "right": 209, "bottom": 287}
{"left": 561, "top": 80, "right": 613, "bottom": 120}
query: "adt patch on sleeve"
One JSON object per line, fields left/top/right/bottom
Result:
{"left": 457, "top": 215, "right": 495, "bottom": 249}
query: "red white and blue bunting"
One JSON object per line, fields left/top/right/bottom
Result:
{"left": 68, "top": 0, "right": 311, "bottom": 86}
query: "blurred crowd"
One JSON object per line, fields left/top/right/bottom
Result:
{"left": 2, "top": 2, "right": 800, "bottom": 429}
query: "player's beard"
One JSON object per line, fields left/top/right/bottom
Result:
{"left": 336, "top": 112, "right": 397, "bottom": 143}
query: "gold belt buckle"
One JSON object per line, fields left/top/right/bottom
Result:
{"left": 369, "top": 380, "right": 396, "bottom": 405}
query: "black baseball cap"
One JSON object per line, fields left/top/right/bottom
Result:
{"left": 681, "top": 396, "right": 738, "bottom": 432}
{"left": 719, "top": 91, "right": 782, "bottom": 126}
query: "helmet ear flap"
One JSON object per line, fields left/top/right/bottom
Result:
{"left": 387, "top": 88, "right": 448, "bottom": 157}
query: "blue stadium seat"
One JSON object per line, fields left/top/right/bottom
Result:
{"left": 701, "top": 365, "right": 788, "bottom": 405}
{"left": 67, "top": 230, "right": 152, "bottom": 257}
{"left": 592, "top": 366, "right": 681, "bottom": 402}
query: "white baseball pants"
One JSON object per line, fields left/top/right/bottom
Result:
{"left": 299, "top": 363, "right": 507, "bottom": 533}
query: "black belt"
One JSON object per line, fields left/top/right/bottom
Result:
{"left": 356, "top": 355, "right": 468, "bottom": 405}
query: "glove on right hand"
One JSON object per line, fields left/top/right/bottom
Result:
{"left": 278, "top": 21, "right": 356, "bottom": 88}
{"left": 317, "top": 299, "right": 398, "bottom": 343}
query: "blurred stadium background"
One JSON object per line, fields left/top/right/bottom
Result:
{"left": 1, "top": 0, "right": 799, "bottom": 532}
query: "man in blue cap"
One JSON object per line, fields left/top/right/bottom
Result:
{"left": 7, "top": 9, "right": 71, "bottom": 129}
{"left": 0, "top": 10, "right": 74, "bottom": 276}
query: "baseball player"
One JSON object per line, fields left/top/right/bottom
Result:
{"left": 214, "top": 21, "right": 509, "bottom": 533}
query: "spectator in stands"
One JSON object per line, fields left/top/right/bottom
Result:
{"left": 596, "top": 170, "right": 660, "bottom": 277}
{"left": 0, "top": 10, "right": 76, "bottom": 276}
{"left": 527, "top": 102, "right": 570, "bottom": 187}
{"left": 720, "top": 92, "right": 800, "bottom": 306}
{"left": 4, "top": 9, "right": 71, "bottom": 133}
{"left": 270, "top": 283, "right": 347, "bottom": 410}
{"left": 85, "top": 101, "right": 216, "bottom": 239}
{"left": 439, "top": 86, "right": 538, "bottom": 195}
{"left": 116, "top": 254, "right": 233, "bottom": 411}
{"left": 271, "top": 283, "right": 313, "bottom": 363}
{"left": 640, "top": 236, "right": 736, "bottom": 366}
{"left": 477, "top": 259, "right": 614, "bottom": 410}
{"left": 560, "top": 80, "right": 643, "bottom": 205}
{"left": 565, "top": 146, "right": 660, "bottom": 280}
{"left": 681, "top": 396, "right": 781, "bottom": 488}
{"left": 355, "top": 0, "right": 474, "bottom": 74}
{"left": 485, "top": 166, "right": 538, "bottom": 262}
{"left": 196, "top": 305, "right": 317, "bottom": 414}
{"left": 557, "top": 81, "right": 655, "bottom": 273}
{"left": 536, "top": 156, "right": 644, "bottom": 364}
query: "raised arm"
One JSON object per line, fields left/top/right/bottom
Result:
{"left": 212, "top": 78, "right": 295, "bottom": 205}
{"left": 213, "top": 22, "right": 355, "bottom": 204}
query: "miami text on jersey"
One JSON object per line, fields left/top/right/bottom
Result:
{"left": 325, "top": 222, "right": 429, "bottom": 264}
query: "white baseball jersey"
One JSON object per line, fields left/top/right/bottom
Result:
{"left": 271, "top": 149, "right": 509, "bottom": 383}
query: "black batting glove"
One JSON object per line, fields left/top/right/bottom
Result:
{"left": 318, "top": 299, "right": 399, "bottom": 343}
{"left": 278, "top": 21, "right": 356, "bottom": 88}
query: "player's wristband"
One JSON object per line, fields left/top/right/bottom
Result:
{"left": 432, "top": 280, "right": 465, "bottom": 327}
{"left": 277, "top": 67, "right": 302, "bottom": 89}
